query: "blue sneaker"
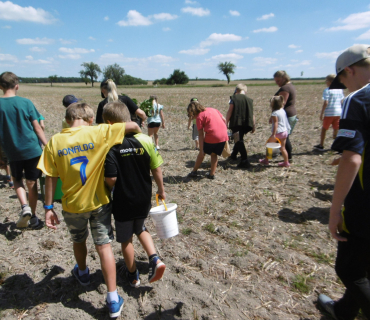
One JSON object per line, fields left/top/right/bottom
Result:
{"left": 126, "top": 269, "right": 140, "bottom": 288}
{"left": 318, "top": 294, "right": 338, "bottom": 320}
{"left": 107, "top": 295, "right": 124, "bottom": 318}
{"left": 148, "top": 256, "right": 166, "bottom": 283}
{"left": 72, "top": 265, "right": 90, "bottom": 286}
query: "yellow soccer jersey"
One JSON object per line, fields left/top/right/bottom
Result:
{"left": 38, "top": 123, "right": 125, "bottom": 213}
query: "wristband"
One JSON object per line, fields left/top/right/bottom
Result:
{"left": 43, "top": 204, "right": 54, "bottom": 210}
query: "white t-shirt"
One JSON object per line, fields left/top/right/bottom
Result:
{"left": 271, "top": 108, "right": 291, "bottom": 134}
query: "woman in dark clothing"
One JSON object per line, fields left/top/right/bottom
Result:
{"left": 273, "top": 70, "right": 298, "bottom": 161}
{"left": 96, "top": 79, "right": 146, "bottom": 126}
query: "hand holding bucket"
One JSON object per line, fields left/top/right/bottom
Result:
{"left": 150, "top": 194, "right": 178, "bottom": 239}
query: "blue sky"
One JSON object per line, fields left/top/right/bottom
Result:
{"left": 1, "top": 0, "right": 370, "bottom": 80}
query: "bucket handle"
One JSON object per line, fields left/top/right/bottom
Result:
{"left": 266, "top": 137, "right": 281, "bottom": 145}
{"left": 156, "top": 194, "right": 168, "bottom": 211}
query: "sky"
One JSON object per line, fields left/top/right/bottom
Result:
{"left": 1, "top": 0, "right": 370, "bottom": 80}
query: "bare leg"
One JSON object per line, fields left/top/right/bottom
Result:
{"left": 138, "top": 231, "right": 156, "bottom": 257}
{"left": 192, "top": 151, "right": 205, "bottom": 172}
{"left": 320, "top": 127, "right": 327, "bottom": 147}
{"left": 73, "top": 241, "right": 87, "bottom": 271}
{"left": 195, "top": 140, "right": 199, "bottom": 149}
{"left": 13, "top": 178, "right": 28, "bottom": 206}
{"left": 95, "top": 243, "right": 116, "bottom": 292}
{"left": 121, "top": 237, "right": 136, "bottom": 273}
{"left": 148, "top": 127, "right": 155, "bottom": 138}
{"left": 333, "top": 129, "right": 339, "bottom": 139}
{"left": 210, "top": 153, "right": 218, "bottom": 176}
{"left": 26, "top": 179, "right": 38, "bottom": 215}
{"left": 153, "top": 127, "right": 160, "bottom": 146}
{"left": 280, "top": 138, "right": 289, "bottom": 163}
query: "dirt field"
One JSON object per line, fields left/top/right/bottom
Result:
{"left": 0, "top": 83, "right": 362, "bottom": 320}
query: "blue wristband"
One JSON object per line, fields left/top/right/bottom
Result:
{"left": 43, "top": 204, "right": 54, "bottom": 210}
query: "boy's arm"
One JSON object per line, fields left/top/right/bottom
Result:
{"left": 198, "top": 128, "right": 204, "bottom": 151}
{"left": 44, "top": 176, "right": 60, "bottom": 230}
{"left": 40, "top": 119, "right": 45, "bottom": 131}
{"left": 32, "top": 119, "right": 47, "bottom": 145}
{"left": 135, "top": 108, "right": 147, "bottom": 122}
{"left": 124, "top": 122, "right": 141, "bottom": 134}
{"left": 105, "top": 177, "right": 117, "bottom": 191}
{"left": 329, "top": 150, "right": 361, "bottom": 241}
{"left": 320, "top": 101, "right": 328, "bottom": 121}
{"left": 151, "top": 167, "right": 165, "bottom": 201}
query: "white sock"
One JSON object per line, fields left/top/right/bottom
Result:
{"left": 107, "top": 289, "right": 118, "bottom": 303}
{"left": 78, "top": 267, "right": 89, "bottom": 276}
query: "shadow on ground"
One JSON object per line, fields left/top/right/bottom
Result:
{"left": 278, "top": 207, "right": 329, "bottom": 225}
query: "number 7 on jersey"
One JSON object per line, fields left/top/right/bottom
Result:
{"left": 70, "top": 156, "right": 89, "bottom": 185}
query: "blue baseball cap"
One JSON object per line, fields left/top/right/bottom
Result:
{"left": 62, "top": 95, "right": 81, "bottom": 107}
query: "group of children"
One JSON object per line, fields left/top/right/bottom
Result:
{"left": 0, "top": 72, "right": 166, "bottom": 318}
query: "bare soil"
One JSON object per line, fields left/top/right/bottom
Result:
{"left": 0, "top": 83, "right": 364, "bottom": 320}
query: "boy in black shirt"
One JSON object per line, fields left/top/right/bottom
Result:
{"left": 104, "top": 101, "right": 166, "bottom": 287}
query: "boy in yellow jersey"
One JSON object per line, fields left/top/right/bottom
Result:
{"left": 37, "top": 102, "right": 141, "bottom": 318}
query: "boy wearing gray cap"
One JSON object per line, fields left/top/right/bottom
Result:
{"left": 318, "top": 44, "right": 370, "bottom": 319}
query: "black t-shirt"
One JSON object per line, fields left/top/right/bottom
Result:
{"left": 275, "top": 83, "right": 297, "bottom": 117}
{"left": 96, "top": 95, "right": 141, "bottom": 126}
{"left": 331, "top": 83, "right": 370, "bottom": 239}
{"left": 104, "top": 133, "right": 163, "bottom": 221}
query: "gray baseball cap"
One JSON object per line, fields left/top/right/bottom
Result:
{"left": 330, "top": 44, "right": 370, "bottom": 89}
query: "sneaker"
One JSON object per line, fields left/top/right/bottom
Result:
{"left": 314, "top": 144, "right": 324, "bottom": 151}
{"left": 148, "top": 256, "right": 166, "bottom": 283}
{"left": 156, "top": 145, "right": 160, "bottom": 150}
{"left": 188, "top": 171, "right": 198, "bottom": 178}
{"left": 259, "top": 158, "right": 269, "bottom": 166}
{"left": 205, "top": 172, "right": 215, "bottom": 180}
{"left": 8, "top": 181, "right": 14, "bottom": 188}
{"left": 107, "top": 295, "right": 124, "bottom": 318}
{"left": 317, "top": 294, "right": 338, "bottom": 320}
{"left": 278, "top": 161, "right": 290, "bottom": 167}
{"left": 237, "top": 159, "right": 251, "bottom": 168}
{"left": 16, "top": 205, "right": 32, "bottom": 228}
{"left": 72, "top": 264, "right": 90, "bottom": 286}
{"left": 126, "top": 269, "right": 140, "bottom": 288}
{"left": 29, "top": 216, "right": 41, "bottom": 229}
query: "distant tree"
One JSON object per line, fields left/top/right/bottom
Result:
{"left": 217, "top": 62, "right": 236, "bottom": 84}
{"left": 166, "top": 69, "right": 189, "bottom": 85}
{"left": 153, "top": 78, "right": 167, "bottom": 85}
{"left": 48, "top": 75, "right": 58, "bottom": 87}
{"left": 82, "top": 77, "right": 91, "bottom": 85}
{"left": 121, "top": 75, "right": 147, "bottom": 85}
{"left": 103, "top": 63, "right": 125, "bottom": 85}
{"left": 79, "top": 62, "right": 102, "bottom": 87}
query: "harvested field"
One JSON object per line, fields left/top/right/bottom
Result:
{"left": 0, "top": 83, "right": 363, "bottom": 319}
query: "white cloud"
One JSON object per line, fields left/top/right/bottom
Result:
{"left": 229, "top": 10, "right": 240, "bottom": 16}
{"left": 163, "top": 27, "right": 170, "bottom": 31}
{"left": 104, "top": 16, "right": 109, "bottom": 21}
{"left": 59, "top": 47, "right": 95, "bottom": 54}
{"left": 58, "top": 54, "right": 81, "bottom": 60}
{"left": 210, "top": 53, "right": 243, "bottom": 60}
{"left": 59, "top": 38, "right": 76, "bottom": 44}
{"left": 16, "top": 37, "right": 54, "bottom": 45}
{"left": 185, "top": 0, "right": 197, "bottom": 3}
{"left": 25, "top": 55, "right": 33, "bottom": 60}
{"left": 117, "top": 10, "right": 152, "bottom": 26}
{"left": 315, "top": 51, "right": 342, "bottom": 60}
{"left": 233, "top": 47, "right": 262, "bottom": 54}
{"left": 200, "top": 33, "right": 242, "bottom": 47}
{"left": 357, "top": 29, "right": 370, "bottom": 39}
{"left": 179, "top": 48, "right": 209, "bottom": 55}
{"left": 1, "top": 25, "right": 11, "bottom": 28}
{"left": 0, "top": 53, "right": 17, "bottom": 62}
{"left": 326, "top": 11, "right": 370, "bottom": 31}
{"left": 151, "top": 13, "right": 178, "bottom": 21}
{"left": 88, "top": 36, "right": 96, "bottom": 40}
{"left": 257, "top": 13, "right": 274, "bottom": 21}
{"left": 0, "top": 1, "right": 57, "bottom": 24}
{"left": 253, "top": 26, "right": 277, "bottom": 33}
{"left": 100, "top": 53, "right": 175, "bottom": 64}
{"left": 23, "top": 58, "right": 52, "bottom": 64}
{"left": 253, "top": 57, "right": 277, "bottom": 66}
{"left": 295, "top": 50, "right": 303, "bottom": 53}
{"left": 288, "top": 44, "right": 299, "bottom": 49}
{"left": 181, "top": 7, "right": 210, "bottom": 17}
{"left": 30, "top": 46, "right": 45, "bottom": 52}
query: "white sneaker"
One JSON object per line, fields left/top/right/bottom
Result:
{"left": 16, "top": 205, "right": 32, "bottom": 228}
{"left": 156, "top": 145, "right": 160, "bottom": 150}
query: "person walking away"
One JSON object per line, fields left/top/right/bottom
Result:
{"left": 147, "top": 95, "right": 165, "bottom": 150}
{"left": 187, "top": 98, "right": 199, "bottom": 150}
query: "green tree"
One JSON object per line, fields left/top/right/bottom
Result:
{"left": 102, "top": 63, "right": 125, "bottom": 85}
{"left": 166, "top": 69, "right": 189, "bottom": 85}
{"left": 79, "top": 62, "right": 102, "bottom": 87}
{"left": 48, "top": 75, "right": 58, "bottom": 87}
{"left": 217, "top": 62, "right": 236, "bottom": 84}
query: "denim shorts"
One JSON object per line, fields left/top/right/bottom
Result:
{"left": 62, "top": 203, "right": 113, "bottom": 245}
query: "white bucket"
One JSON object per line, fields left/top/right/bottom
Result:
{"left": 150, "top": 202, "right": 179, "bottom": 239}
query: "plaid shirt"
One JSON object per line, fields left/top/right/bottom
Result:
{"left": 322, "top": 87, "right": 344, "bottom": 117}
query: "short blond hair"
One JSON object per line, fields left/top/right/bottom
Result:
{"left": 270, "top": 96, "right": 284, "bottom": 111}
{"left": 325, "top": 74, "right": 336, "bottom": 83}
{"left": 65, "top": 102, "right": 94, "bottom": 122}
{"left": 235, "top": 83, "right": 247, "bottom": 93}
{"left": 102, "top": 101, "right": 131, "bottom": 123}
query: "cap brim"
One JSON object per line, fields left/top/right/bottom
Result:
{"left": 329, "top": 75, "right": 346, "bottom": 90}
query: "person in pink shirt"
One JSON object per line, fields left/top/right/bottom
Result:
{"left": 187, "top": 101, "right": 228, "bottom": 179}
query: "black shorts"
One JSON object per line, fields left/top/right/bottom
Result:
{"left": 203, "top": 141, "right": 226, "bottom": 156}
{"left": 148, "top": 122, "right": 161, "bottom": 128}
{"left": 9, "top": 156, "right": 42, "bottom": 181}
{"left": 115, "top": 218, "right": 147, "bottom": 243}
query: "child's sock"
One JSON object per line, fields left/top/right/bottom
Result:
{"left": 128, "top": 269, "right": 137, "bottom": 276}
{"left": 21, "top": 204, "right": 28, "bottom": 209}
{"left": 78, "top": 267, "right": 89, "bottom": 276}
{"left": 106, "top": 289, "right": 119, "bottom": 303}
{"left": 149, "top": 253, "right": 158, "bottom": 261}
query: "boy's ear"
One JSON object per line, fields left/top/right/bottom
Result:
{"left": 88, "top": 117, "right": 94, "bottom": 125}
{"left": 105, "top": 119, "right": 112, "bottom": 125}
{"left": 14, "top": 84, "right": 19, "bottom": 91}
